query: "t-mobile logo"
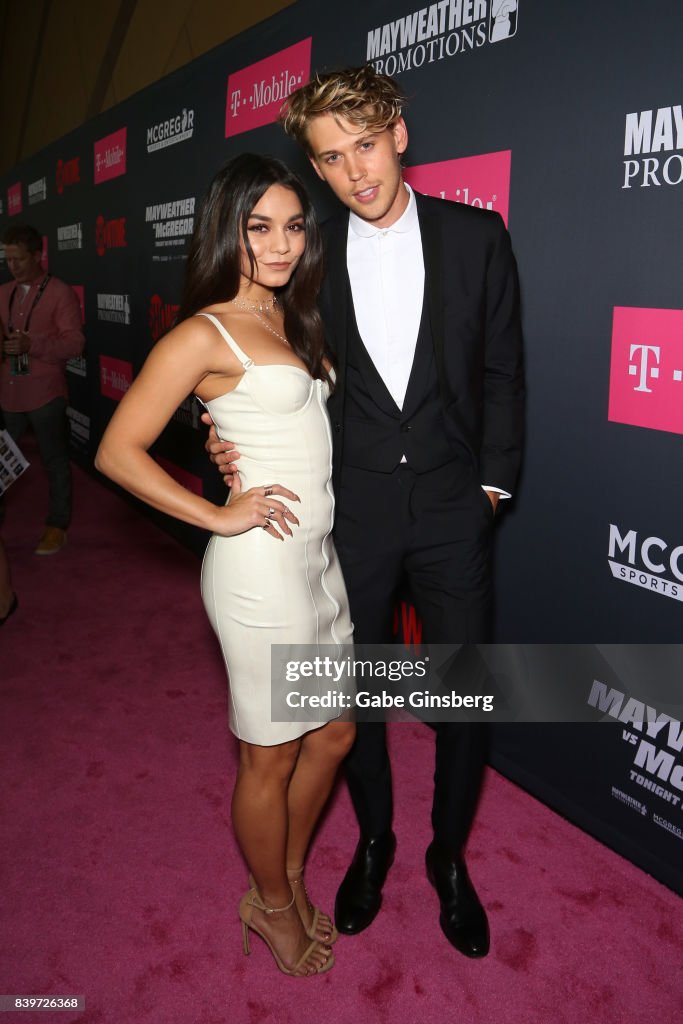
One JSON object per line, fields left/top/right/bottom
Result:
{"left": 609, "top": 307, "right": 683, "bottom": 435}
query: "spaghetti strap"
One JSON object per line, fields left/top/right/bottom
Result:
{"left": 196, "top": 312, "right": 254, "bottom": 369}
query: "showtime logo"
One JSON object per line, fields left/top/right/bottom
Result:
{"left": 608, "top": 523, "right": 683, "bottom": 602}
{"left": 225, "top": 38, "right": 311, "bottom": 138}
{"left": 154, "top": 456, "right": 203, "bottom": 496}
{"left": 147, "top": 108, "right": 195, "bottom": 152}
{"left": 100, "top": 355, "right": 132, "bottom": 401}
{"left": 96, "top": 215, "right": 127, "bottom": 256}
{"left": 149, "top": 294, "right": 179, "bottom": 341}
{"left": 608, "top": 306, "right": 683, "bottom": 435}
{"left": 367, "top": 0, "right": 518, "bottom": 75}
{"left": 28, "top": 177, "right": 47, "bottom": 205}
{"left": 623, "top": 104, "right": 682, "bottom": 189}
{"left": 94, "top": 127, "right": 127, "bottom": 184}
{"left": 405, "top": 149, "right": 511, "bottom": 225}
{"left": 8, "top": 183, "right": 22, "bottom": 216}
{"left": 56, "top": 156, "right": 80, "bottom": 194}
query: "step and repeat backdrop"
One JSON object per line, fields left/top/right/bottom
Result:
{"left": 1, "top": 0, "right": 682, "bottom": 892}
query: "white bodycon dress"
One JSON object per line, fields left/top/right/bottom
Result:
{"left": 198, "top": 313, "right": 353, "bottom": 746}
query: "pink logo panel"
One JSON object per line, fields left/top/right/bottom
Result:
{"left": 100, "top": 355, "right": 132, "bottom": 401}
{"left": 608, "top": 307, "right": 683, "bottom": 435}
{"left": 72, "top": 285, "right": 85, "bottom": 324}
{"left": 225, "top": 38, "right": 311, "bottom": 138}
{"left": 94, "top": 127, "right": 127, "bottom": 184}
{"left": 155, "top": 456, "right": 203, "bottom": 496}
{"left": 8, "top": 183, "right": 22, "bottom": 216}
{"left": 404, "top": 150, "right": 512, "bottom": 226}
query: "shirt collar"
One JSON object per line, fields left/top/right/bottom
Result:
{"left": 348, "top": 183, "right": 418, "bottom": 239}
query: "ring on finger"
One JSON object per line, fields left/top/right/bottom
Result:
{"left": 268, "top": 507, "right": 276, "bottom": 516}
{"left": 264, "top": 487, "right": 273, "bottom": 496}
{"left": 262, "top": 517, "right": 270, "bottom": 530}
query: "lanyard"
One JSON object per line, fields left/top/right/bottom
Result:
{"left": 8, "top": 274, "right": 52, "bottom": 332}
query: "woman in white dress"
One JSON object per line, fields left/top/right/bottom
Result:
{"left": 96, "top": 155, "right": 355, "bottom": 977}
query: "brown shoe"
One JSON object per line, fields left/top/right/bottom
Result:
{"left": 35, "top": 527, "right": 67, "bottom": 555}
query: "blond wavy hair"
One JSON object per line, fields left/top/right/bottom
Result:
{"left": 280, "top": 65, "right": 405, "bottom": 152}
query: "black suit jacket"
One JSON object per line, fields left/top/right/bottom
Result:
{"left": 320, "top": 190, "right": 525, "bottom": 496}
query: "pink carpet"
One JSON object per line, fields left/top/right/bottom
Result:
{"left": 2, "top": 445, "right": 682, "bottom": 1024}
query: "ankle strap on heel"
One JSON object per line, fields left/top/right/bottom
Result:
{"left": 250, "top": 888, "right": 295, "bottom": 914}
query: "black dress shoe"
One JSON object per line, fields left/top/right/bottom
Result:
{"left": 426, "top": 842, "right": 490, "bottom": 958}
{"left": 334, "top": 831, "right": 396, "bottom": 934}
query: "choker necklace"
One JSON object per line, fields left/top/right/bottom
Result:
{"left": 229, "top": 295, "right": 288, "bottom": 346}
{"left": 230, "top": 295, "right": 279, "bottom": 314}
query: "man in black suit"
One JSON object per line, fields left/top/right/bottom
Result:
{"left": 210, "top": 66, "right": 524, "bottom": 957}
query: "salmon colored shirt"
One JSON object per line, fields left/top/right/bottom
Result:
{"left": 0, "top": 274, "right": 85, "bottom": 413}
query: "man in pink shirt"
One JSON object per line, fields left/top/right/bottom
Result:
{"left": 1, "top": 224, "right": 84, "bottom": 554}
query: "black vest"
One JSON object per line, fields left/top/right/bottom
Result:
{"left": 341, "top": 288, "right": 469, "bottom": 474}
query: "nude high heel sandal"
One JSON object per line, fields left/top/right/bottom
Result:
{"left": 287, "top": 867, "right": 339, "bottom": 944}
{"left": 248, "top": 870, "right": 338, "bottom": 944}
{"left": 239, "top": 888, "right": 335, "bottom": 977}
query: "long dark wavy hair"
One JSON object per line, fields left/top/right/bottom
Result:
{"left": 177, "top": 153, "right": 330, "bottom": 383}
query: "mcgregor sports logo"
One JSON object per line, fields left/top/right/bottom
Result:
{"left": 608, "top": 523, "right": 682, "bottom": 602}
{"left": 367, "top": 0, "right": 518, "bottom": 75}
{"left": 147, "top": 108, "right": 195, "bottom": 153}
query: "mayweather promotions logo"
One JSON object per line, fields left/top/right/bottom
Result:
{"left": 56, "top": 156, "right": 80, "bottom": 194}
{"left": 608, "top": 307, "right": 683, "bottom": 435}
{"left": 57, "top": 223, "right": 83, "bottom": 251}
{"left": 225, "top": 38, "right": 311, "bottom": 138}
{"left": 28, "top": 177, "right": 47, "bottom": 205}
{"left": 94, "top": 127, "right": 127, "bottom": 184}
{"left": 97, "top": 293, "right": 131, "bottom": 324}
{"left": 95, "top": 215, "right": 127, "bottom": 256}
{"left": 149, "top": 294, "right": 179, "bottom": 341}
{"left": 623, "top": 103, "right": 682, "bottom": 189}
{"left": 367, "top": 0, "right": 518, "bottom": 75}
{"left": 147, "top": 108, "right": 195, "bottom": 152}
{"left": 608, "top": 523, "right": 683, "bottom": 602}
{"left": 405, "top": 150, "right": 512, "bottom": 225}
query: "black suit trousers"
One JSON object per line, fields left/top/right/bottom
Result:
{"left": 334, "top": 460, "right": 492, "bottom": 852}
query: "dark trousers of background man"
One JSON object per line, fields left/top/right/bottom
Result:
{"left": 334, "top": 459, "right": 491, "bottom": 852}
{"left": 2, "top": 397, "right": 72, "bottom": 530}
